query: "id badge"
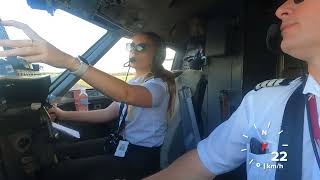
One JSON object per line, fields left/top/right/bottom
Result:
{"left": 114, "top": 140, "right": 129, "bottom": 157}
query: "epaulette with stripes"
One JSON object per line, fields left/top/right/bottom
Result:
{"left": 254, "top": 78, "right": 293, "bottom": 91}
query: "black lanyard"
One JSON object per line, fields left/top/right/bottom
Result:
{"left": 275, "top": 76, "right": 320, "bottom": 180}
{"left": 306, "top": 94, "right": 320, "bottom": 171}
{"left": 276, "top": 82, "right": 305, "bottom": 180}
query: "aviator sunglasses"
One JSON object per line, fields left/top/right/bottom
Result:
{"left": 126, "top": 43, "right": 147, "bottom": 52}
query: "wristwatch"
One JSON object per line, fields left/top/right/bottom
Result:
{"left": 70, "top": 56, "right": 89, "bottom": 77}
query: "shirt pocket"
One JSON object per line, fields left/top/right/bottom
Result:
{"left": 247, "top": 152, "right": 276, "bottom": 180}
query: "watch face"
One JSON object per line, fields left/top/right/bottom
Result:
{"left": 242, "top": 121, "right": 288, "bottom": 170}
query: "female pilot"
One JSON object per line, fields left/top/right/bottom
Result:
{"left": 0, "top": 20, "right": 175, "bottom": 180}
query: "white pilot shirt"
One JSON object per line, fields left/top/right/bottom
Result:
{"left": 197, "top": 74, "right": 320, "bottom": 180}
{"left": 118, "top": 76, "right": 169, "bottom": 148}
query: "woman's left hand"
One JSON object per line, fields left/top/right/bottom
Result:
{"left": 0, "top": 20, "right": 78, "bottom": 70}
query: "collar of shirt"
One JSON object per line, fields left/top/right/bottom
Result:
{"left": 303, "top": 74, "right": 320, "bottom": 97}
{"left": 128, "top": 76, "right": 145, "bottom": 84}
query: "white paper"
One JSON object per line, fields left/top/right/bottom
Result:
{"left": 51, "top": 122, "right": 80, "bottom": 139}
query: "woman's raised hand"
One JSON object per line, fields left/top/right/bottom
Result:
{"left": 0, "top": 20, "right": 78, "bottom": 70}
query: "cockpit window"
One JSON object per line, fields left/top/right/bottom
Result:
{"left": 1, "top": 0, "right": 175, "bottom": 90}
{"left": 163, "top": 48, "right": 176, "bottom": 70}
{"left": 0, "top": 0, "right": 107, "bottom": 82}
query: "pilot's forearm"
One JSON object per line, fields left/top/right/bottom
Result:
{"left": 144, "top": 150, "right": 215, "bottom": 180}
{"left": 65, "top": 57, "right": 129, "bottom": 105}
{"left": 60, "top": 102, "right": 119, "bottom": 123}
{"left": 60, "top": 110, "right": 107, "bottom": 123}
{"left": 79, "top": 66, "right": 130, "bottom": 103}
{"left": 66, "top": 57, "right": 152, "bottom": 108}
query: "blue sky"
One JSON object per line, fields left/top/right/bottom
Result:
{"left": 0, "top": 0, "right": 175, "bottom": 73}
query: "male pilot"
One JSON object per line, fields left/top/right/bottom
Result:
{"left": 145, "top": 0, "right": 320, "bottom": 179}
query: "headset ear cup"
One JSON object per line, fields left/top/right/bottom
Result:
{"left": 157, "top": 47, "right": 166, "bottom": 64}
{"left": 154, "top": 48, "right": 165, "bottom": 65}
{"left": 155, "top": 50, "right": 160, "bottom": 62}
{"left": 161, "top": 48, "right": 166, "bottom": 62}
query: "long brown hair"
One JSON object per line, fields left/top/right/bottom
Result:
{"left": 135, "top": 32, "right": 176, "bottom": 117}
